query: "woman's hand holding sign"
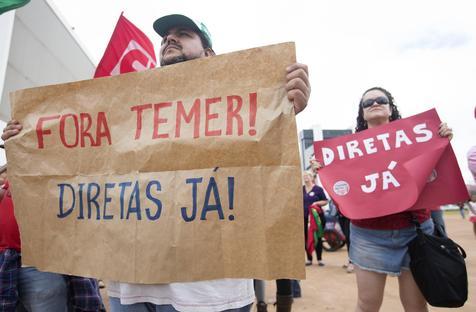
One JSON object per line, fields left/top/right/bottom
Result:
{"left": 310, "top": 157, "right": 323, "bottom": 173}
{"left": 438, "top": 122, "right": 453, "bottom": 141}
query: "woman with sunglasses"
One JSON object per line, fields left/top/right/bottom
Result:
{"left": 350, "top": 87, "right": 452, "bottom": 312}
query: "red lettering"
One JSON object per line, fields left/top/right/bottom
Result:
{"left": 153, "top": 102, "right": 172, "bottom": 139}
{"left": 130, "top": 92, "right": 257, "bottom": 140}
{"left": 248, "top": 92, "right": 257, "bottom": 136}
{"left": 131, "top": 104, "right": 153, "bottom": 139}
{"left": 37, "top": 112, "right": 111, "bottom": 149}
{"left": 205, "top": 97, "right": 222, "bottom": 137}
{"left": 175, "top": 99, "right": 201, "bottom": 138}
{"left": 226, "top": 95, "right": 243, "bottom": 136}
{"left": 36, "top": 115, "right": 60, "bottom": 149}
{"left": 80, "top": 113, "right": 96, "bottom": 147}
{"left": 60, "top": 114, "right": 79, "bottom": 148}
{"left": 96, "top": 112, "right": 112, "bottom": 146}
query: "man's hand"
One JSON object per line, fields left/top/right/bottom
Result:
{"left": 2, "top": 120, "right": 22, "bottom": 141}
{"left": 286, "top": 63, "right": 310, "bottom": 115}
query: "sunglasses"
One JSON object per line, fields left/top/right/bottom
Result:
{"left": 361, "top": 96, "right": 389, "bottom": 108}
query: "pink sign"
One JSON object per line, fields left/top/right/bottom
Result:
{"left": 314, "top": 109, "right": 468, "bottom": 219}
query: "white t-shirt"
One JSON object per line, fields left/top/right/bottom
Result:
{"left": 107, "top": 279, "right": 255, "bottom": 312}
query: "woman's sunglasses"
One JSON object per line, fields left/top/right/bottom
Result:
{"left": 361, "top": 96, "right": 389, "bottom": 108}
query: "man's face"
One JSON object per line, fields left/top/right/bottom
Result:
{"left": 160, "top": 26, "right": 210, "bottom": 66}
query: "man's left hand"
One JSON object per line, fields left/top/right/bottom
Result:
{"left": 286, "top": 63, "right": 310, "bottom": 115}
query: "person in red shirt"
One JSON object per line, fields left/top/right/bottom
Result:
{"left": 0, "top": 165, "right": 21, "bottom": 311}
{"left": 0, "top": 165, "right": 105, "bottom": 311}
{"left": 311, "top": 87, "right": 454, "bottom": 311}
{"left": 349, "top": 87, "right": 453, "bottom": 312}
{"left": 0, "top": 168, "right": 20, "bottom": 251}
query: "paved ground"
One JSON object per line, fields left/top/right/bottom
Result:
{"left": 101, "top": 212, "right": 475, "bottom": 311}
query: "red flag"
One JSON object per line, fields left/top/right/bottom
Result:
{"left": 94, "top": 13, "right": 156, "bottom": 78}
{"left": 313, "top": 109, "right": 468, "bottom": 219}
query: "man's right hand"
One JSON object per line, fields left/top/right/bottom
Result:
{"left": 2, "top": 120, "right": 22, "bottom": 141}
{"left": 286, "top": 63, "right": 310, "bottom": 115}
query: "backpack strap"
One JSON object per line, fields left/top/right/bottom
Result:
{"left": 451, "top": 240, "right": 467, "bottom": 259}
{"left": 411, "top": 212, "right": 467, "bottom": 259}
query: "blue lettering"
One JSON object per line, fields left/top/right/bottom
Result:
{"left": 126, "top": 181, "right": 141, "bottom": 220}
{"left": 77, "top": 183, "right": 85, "bottom": 219}
{"left": 87, "top": 183, "right": 101, "bottom": 220}
{"left": 145, "top": 180, "right": 162, "bottom": 221}
{"left": 57, "top": 183, "right": 75, "bottom": 218}
{"left": 181, "top": 177, "right": 203, "bottom": 222}
{"left": 201, "top": 177, "right": 224, "bottom": 220}
{"left": 227, "top": 177, "right": 235, "bottom": 221}
{"left": 118, "top": 181, "right": 132, "bottom": 219}
{"left": 103, "top": 183, "right": 115, "bottom": 220}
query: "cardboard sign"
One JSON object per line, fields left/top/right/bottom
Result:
{"left": 314, "top": 109, "right": 468, "bottom": 219}
{"left": 6, "top": 42, "right": 305, "bottom": 283}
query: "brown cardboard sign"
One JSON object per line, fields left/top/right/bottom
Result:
{"left": 6, "top": 42, "right": 304, "bottom": 283}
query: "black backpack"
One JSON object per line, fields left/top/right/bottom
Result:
{"left": 408, "top": 222, "right": 468, "bottom": 308}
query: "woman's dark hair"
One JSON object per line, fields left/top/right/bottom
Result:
{"left": 355, "top": 86, "right": 402, "bottom": 132}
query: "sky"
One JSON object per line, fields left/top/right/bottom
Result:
{"left": 3, "top": 0, "right": 476, "bottom": 183}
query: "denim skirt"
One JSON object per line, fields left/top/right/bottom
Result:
{"left": 349, "top": 219, "right": 433, "bottom": 275}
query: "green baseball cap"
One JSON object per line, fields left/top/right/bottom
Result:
{"left": 153, "top": 14, "right": 212, "bottom": 48}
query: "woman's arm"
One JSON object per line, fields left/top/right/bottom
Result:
{"left": 313, "top": 199, "right": 328, "bottom": 207}
{"left": 312, "top": 185, "right": 328, "bottom": 207}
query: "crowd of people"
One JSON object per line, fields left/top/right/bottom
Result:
{"left": 0, "top": 12, "right": 475, "bottom": 312}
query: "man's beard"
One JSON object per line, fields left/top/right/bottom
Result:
{"left": 160, "top": 50, "right": 204, "bottom": 67}
{"left": 160, "top": 55, "right": 188, "bottom": 67}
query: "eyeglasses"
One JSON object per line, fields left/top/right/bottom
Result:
{"left": 361, "top": 96, "right": 389, "bottom": 108}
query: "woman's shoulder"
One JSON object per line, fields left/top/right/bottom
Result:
{"left": 313, "top": 184, "right": 324, "bottom": 191}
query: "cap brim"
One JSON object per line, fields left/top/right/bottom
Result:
{"left": 153, "top": 14, "right": 201, "bottom": 37}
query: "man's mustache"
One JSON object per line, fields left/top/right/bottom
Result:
{"left": 162, "top": 43, "right": 182, "bottom": 53}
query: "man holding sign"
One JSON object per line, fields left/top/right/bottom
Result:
{"left": 3, "top": 14, "right": 310, "bottom": 312}
{"left": 313, "top": 87, "right": 465, "bottom": 312}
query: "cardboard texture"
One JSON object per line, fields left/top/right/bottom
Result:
{"left": 6, "top": 42, "right": 305, "bottom": 283}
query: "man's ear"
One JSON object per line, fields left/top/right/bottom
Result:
{"left": 204, "top": 48, "right": 215, "bottom": 57}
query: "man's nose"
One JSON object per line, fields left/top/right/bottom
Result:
{"left": 164, "top": 33, "right": 178, "bottom": 44}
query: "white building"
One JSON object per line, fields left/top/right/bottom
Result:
{"left": 0, "top": 0, "right": 95, "bottom": 163}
